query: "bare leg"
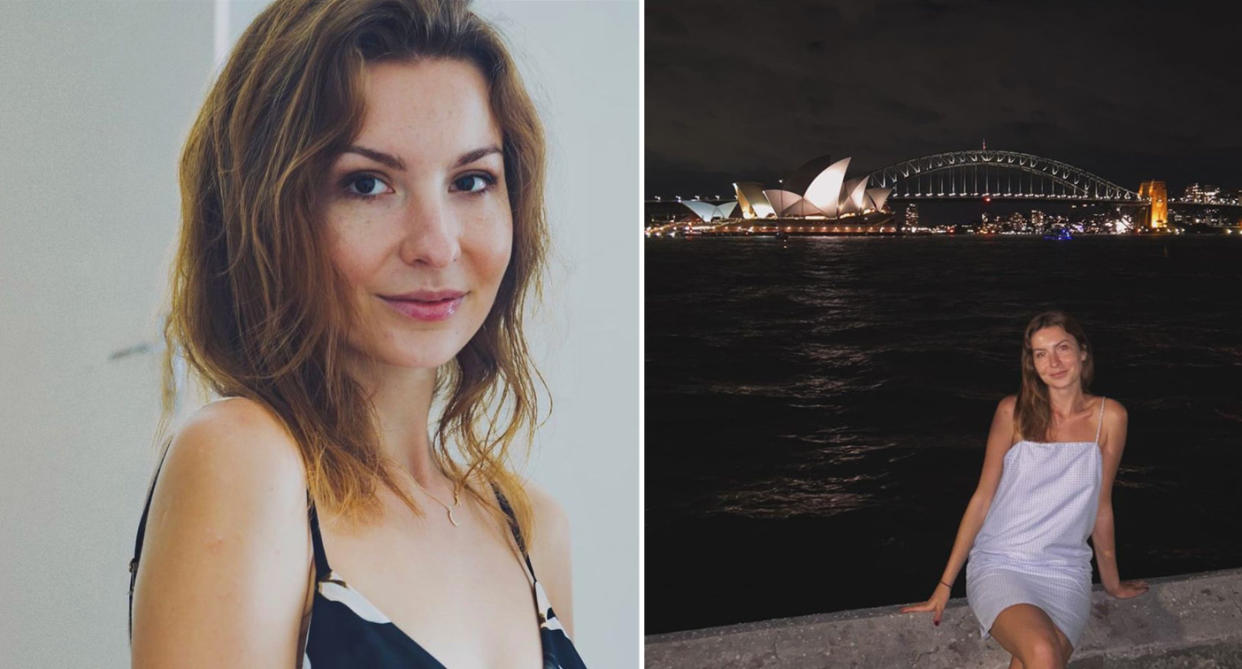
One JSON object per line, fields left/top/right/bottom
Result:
{"left": 1007, "top": 656, "right": 1024, "bottom": 669}
{"left": 1051, "top": 624, "right": 1073, "bottom": 665}
{"left": 988, "top": 604, "right": 1071, "bottom": 669}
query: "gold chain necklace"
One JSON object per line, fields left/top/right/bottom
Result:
{"left": 418, "top": 484, "right": 461, "bottom": 527}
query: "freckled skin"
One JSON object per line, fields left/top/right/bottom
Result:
{"left": 321, "top": 58, "right": 512, "bottom": 370}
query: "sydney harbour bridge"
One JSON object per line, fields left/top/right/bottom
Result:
{"left": 865, "top": 149, "right": 1141, "bottom": 203}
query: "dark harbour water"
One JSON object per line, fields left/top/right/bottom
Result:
{"left": 645, "top": 235, "right": 1242, "bottom": 635}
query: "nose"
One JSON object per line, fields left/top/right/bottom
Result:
{"left": 398, "top": 194, "right": 460, "bottom": 268}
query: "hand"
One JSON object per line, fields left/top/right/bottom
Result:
{"left": 900, "top": 584, "right": 951, "bottom": 626}
{"left": 1105, "top": 579, "right": 1149, "bottom": 599}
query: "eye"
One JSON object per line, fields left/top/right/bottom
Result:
{"left": 451, "top": 172, "right": 496, "bottom": 193}
{"left": 343, "top": 174, "right": 392, "bottom": 199}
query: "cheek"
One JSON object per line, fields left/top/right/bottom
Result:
{"left": 326, "top": 223, "right": 389, "bottom": 295}
{"left": 329, "top": 244, "right": 367, "bottom": 288}
{"left": 468, "top": 211, "right": 513, "bottom": 283}
{"left": 488, "top": 226, "right": 513, "bottom": 279}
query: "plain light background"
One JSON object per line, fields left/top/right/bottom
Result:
{"left": 0, "top": 0, "right": 638, "bottom": 666}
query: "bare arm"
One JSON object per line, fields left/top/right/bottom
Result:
{"left": 902, "top": 395, "right": 1017, "bottom": 622}
{"left": 131, "top": 398, "right": 312, "bottom": 668}
{"left": 1090, "top": 399, "right": 1148, "bottom": 598}
{"left": 525, "top": 483, "right": 574, "bottom": 637}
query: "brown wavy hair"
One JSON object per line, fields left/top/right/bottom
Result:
{"left": 158, "top": 0, "right": 547, "bottom": 536}
{"left": 1014, "top": 310, "right": 1094, "bottom": 442}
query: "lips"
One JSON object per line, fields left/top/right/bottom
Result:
{"left": 379, "top": 290, "right": 466, "bottom": 322}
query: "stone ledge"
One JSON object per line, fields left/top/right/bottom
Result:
{"left": 645, "top": 567, "right": 1242, "bottom": 668}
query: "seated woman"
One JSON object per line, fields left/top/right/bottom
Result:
{"left": 128, "top": 1, "right": 586, "bottom": 667}
{"left": 903, "top": 311, "right": 1147, "bottom": 669}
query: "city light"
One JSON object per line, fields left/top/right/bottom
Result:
{"left": 647, "top": 151, "right": 1239, "bottom": 238}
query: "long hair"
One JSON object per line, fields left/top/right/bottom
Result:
{"left": 160, "top": 0, "right": 546, "bottom": 537}
{"left": 1014, "top": 311, "right": 1094, "bottom": 442}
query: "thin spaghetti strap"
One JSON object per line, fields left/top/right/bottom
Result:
{"left": 1094, "top": 397, "right": 1107, "bottom": 443}
{"left": 493, "top": 484, "right": 539, "bottom": 584}
{"left": 307, "top": 494, "right": 331, "bottom": 579}
{"left": 493, "top": 485, "right": 528, "bottom": 555}
{"left": 129, "top": 438, "right": 174, "bottom": 641}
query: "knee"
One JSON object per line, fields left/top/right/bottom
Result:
{"left": 1021, "top": 637, "right": 1065, "bottom": 669}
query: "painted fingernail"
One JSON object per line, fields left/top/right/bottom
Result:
{"left": 934, "top": 620, "right": 940, "bottom": 626}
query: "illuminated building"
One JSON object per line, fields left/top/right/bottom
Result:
{"left": 904, "top": 204, "right": 919, "bottom": 228}
{"left": 732, "top": 182, "right": 776, "bottom": 219}
{"left": 726, "top": 156, "right": 892, "bottom": 221}
{"left": 762, "top": 188, "right": 801, "bottom": 215}
{"left": 805, "top": 157, "right": 852, "bottom": 218}
{"left": 1138, "top": 180, "right": 1167, "bottom": 229}
{"left": 1184, "top": 183, "right": 1222, "bottom": 204}
{"left": 680, "top": 200, "right": 737, "bottom": 222}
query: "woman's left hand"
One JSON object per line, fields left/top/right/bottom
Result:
{"left": 1105, "top": 580, "right": 1149, "bottom": 599}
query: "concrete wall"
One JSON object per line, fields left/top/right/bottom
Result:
{"left": 0, "top": 1, "right": 637, "bottom": 667}
{"left": 646, "top": 567, "right": 1242, "bottom": 668}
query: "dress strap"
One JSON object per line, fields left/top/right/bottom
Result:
{"left": 307, "top": 495, "right": 332, "bottom": 580}
{"left": 129, "top": 438, "right": 173, "bottom": 642}
{"left": 1094, "top": 397, "right": 1107, "bottom": 443}
{"left": 493, "top": 485, "right": 539, "bottom": 584}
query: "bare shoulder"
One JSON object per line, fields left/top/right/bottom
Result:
{"left": 1100, "top": 396, "right": 1128, "bottom": 423}
{"left": 175, "top": 397, "right": 307, "bottom": 474}
{"left": 131, "top": 397, "right": 311, "bottom": 667}
{"left": 1099, "top": 397, "right": 1129, "bottom": 451}
{"left": 161, "top": 397, "right": 309, "bottom": 511}
{"left": 525, "top": 480, "right": 571, "bottom": 547}
{"left": 990, "top": 394, "right": 1018, "bottom": 438}
{"left": 996, "top": 394, "right": 1018, "bottom": 416}
{"left": 522, "top": 480, "right": 574, "bottom": 634}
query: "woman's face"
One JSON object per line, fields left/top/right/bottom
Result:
{"left": 1029, "top": 325, "right": 1087, "bottom": 390}
{"left": 322, "top": 58, "right": 512, "bottom": 370}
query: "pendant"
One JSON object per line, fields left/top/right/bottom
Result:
{"left": 447, "top": 507, "right": 459, "bottom": 527}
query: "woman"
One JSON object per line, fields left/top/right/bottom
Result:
{"left": 902, "top": 311, "right": 1147, "bottom": 668}
{"left": 128, "top": 1, "right": 587, "bottom": 667}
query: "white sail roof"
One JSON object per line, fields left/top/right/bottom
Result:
{"left": 866, "top": 188, "right": 891, "bottom": 212}
{"left": 681, "top": 200, "right": 718, "bottom": 222}
{"left": 762, "top": 189, "right": 802, "bottom": 216}
{"left": 783, "top": 199, "right": 823, "bottom": 217}
{"left": 733, "top": 182, "right": 775, "bottom": 219}
{"left": 803, "top": 157, "right": 851, "bottom": 218}
{"left": 839, "top": 178, "right": 868, "bottom": 215}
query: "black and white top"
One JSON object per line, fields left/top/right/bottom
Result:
{"left": 129, "top": 454, "right": 587, "bottom": 669}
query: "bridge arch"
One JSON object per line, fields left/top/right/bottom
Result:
{"left": 866, "top": 150, "right": 1141, "bottom": 202}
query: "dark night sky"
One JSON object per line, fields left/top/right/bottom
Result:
{"left": 646, "top": 0, "right": 1242, "bottom": 198}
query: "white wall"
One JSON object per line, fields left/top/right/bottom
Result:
{"left": 0, "top": 1, "right": 637, "bottom": 667}
{"left": 472, "top": 2, "right": 639, "bottom": 665}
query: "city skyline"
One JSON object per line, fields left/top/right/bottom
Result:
{"left": 646, "top": 0, "right": 1242, "bottom": 197}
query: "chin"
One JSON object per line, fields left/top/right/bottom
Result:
{"left": 384, "top": 340, "right": 467, "bottom": 369}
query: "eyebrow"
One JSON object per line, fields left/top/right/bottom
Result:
{"left": 341, "top": 144, "right": 503, "bottom": 171}
{"left": 343, "top": 145, "right": 405, "bottom": 171}
{"left": 1032, "top": 338, "right": 1072, "bottom": 350}
{"left": 453, "top": 145, "right": 503, "bottom": 167}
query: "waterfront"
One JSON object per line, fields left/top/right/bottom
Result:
{"left": 646, "top": 235, "right": 1242, "bottom": 634}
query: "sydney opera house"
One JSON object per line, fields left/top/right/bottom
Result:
{"left": 649, "top": 155, "right": 898, "bottom": 236}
